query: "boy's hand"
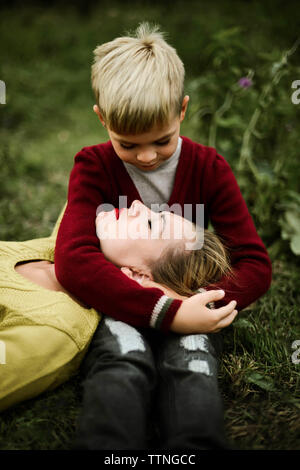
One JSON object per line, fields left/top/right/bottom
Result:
{"left": 121, "top": 267, "right": 238, "bottom": 334}
{"left": 170, "top": 290, "right": 238, "bottom": 334}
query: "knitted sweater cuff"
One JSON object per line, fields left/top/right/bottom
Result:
{"left": 150, "top": 296, "right": 183, "bottom": 332}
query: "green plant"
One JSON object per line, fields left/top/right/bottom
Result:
{"left": 186, "top": 34, "right": 300, "bottom": 257}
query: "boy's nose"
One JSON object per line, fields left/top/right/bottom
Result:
{"left": 136, "top": 150, "right": 157, "bottom": 164}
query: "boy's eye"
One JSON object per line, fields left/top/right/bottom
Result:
{"left": 120, "top": 144, "right": 135, "bottom": 149}
{"left": 156, "top": 139, "right": 170, "bottom": 146}
{"left": 120, "top": 139, "right": 170, "bottom": 150}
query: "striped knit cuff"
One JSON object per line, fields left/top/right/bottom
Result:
{"left": 196, "top": 287, "right": 215, "bottom": 309}
{"left": 150, "top": 295, "right": 174, "bottom": 330}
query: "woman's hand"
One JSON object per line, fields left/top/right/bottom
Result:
{"left": 170, "top": 290, "right": 238, "bottom": 334}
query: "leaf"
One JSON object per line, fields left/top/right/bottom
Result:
{"left": 281, "top": 228, "right": 291, "bottom": 240}
{"left": 285, "top": 211, "right": 300, "bottom": 234}
{"left": 256, "top": 160, "right": 274, "bottom": 178}
{"left": 257, "top": 51, "right": 281, "bottom": 61}
{"left": 290, "top": 234, "right": 300, "bottom": 255}
{"left": 271, "top": 62, "right": 282, "bottom": 77}
{"left": 245, "top": 372, "right": 276, "bottom": 392}
{"left": 215, "top": 116, "right": 245, "bottom": 129}
{"left": 212, "top": 26, "right": 243, "bottom": 41}
{"left": 285, "top": 190, "right": 300, "bottom": 205}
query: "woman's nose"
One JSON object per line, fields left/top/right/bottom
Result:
{"left": 129, "top": 200, "right": 139, "bottom": 216}
{"left": 129, "top": 200, "right": 145, "bottom": 216}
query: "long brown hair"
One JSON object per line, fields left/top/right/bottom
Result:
{"left": 148, "top": 229, "right": 235, "bottom": 297}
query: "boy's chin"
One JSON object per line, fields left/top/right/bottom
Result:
{"left": 136, "top": 161, "right": 160, "bottom": 170}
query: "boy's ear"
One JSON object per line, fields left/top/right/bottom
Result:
{"left": 93, "top": 104, "right": 106, "bottom": 127}
{"left": 180, "top": 95, "right": 189, "bottom": 122}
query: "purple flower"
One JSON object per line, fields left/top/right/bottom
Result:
{"left": 238, "top": 77, "right": 253, "bottom": 88}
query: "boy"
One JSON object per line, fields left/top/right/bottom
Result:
{"left": 54, "top": 23, "right": 272, "bottom": 448}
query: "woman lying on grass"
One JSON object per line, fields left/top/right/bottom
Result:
{"left": 0, "top": 200, "right": 235, "bottom": 448}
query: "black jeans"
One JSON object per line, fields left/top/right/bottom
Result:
{"left": 74, "top": 316, "right": 228, "bottom": 450}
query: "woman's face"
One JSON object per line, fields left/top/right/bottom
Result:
{"left": 95, "top": 200, "right": 196, "bottom": 272}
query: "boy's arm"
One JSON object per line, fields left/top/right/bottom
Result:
{"left": 202, "top": 152, "right": 272, "bottom": 311}
{"left": 54, "top": 146, "right": 182, "bottom": 332}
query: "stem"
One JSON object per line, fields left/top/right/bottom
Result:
{"left": 208, "top": 90, "right": 234, "bottom": 148}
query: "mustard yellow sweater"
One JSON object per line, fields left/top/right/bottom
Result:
{"left": 0, "top": 203, "right": 100, "bottom": 411}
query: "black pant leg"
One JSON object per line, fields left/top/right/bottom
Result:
{"left": 74, "top": 317, "right": 157, "bottom": 450}
{"left": 154, "top": 331, "right": 228, "bottom": 450}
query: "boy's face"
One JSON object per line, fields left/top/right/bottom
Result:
{"left": 94, "top": 96, "right": 189, "bottom": 171}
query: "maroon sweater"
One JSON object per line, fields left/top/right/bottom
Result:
{"left": 54, "top": 136, "right": 272, "bottom": 331}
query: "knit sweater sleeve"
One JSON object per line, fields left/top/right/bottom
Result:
{"left": 202, "top": 151, "right": 272, "bottom": 311}
{"left": 54, "top": 146, "right": 182, "bottom": 331}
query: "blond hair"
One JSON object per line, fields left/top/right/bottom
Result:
{"left": 91, "top": 22, "right": 185, "bottom": 134}
{"left": 149, "top": 230, "right": 235, "bottom": 297}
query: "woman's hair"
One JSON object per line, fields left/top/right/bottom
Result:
{"left": 91, "top": 22, "right": 185, "bottom": 135}
{"left": 148, "top": 229, "right": 235, "bottom": 297}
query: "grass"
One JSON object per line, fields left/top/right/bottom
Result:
{"left": 221, "top": 259, "right": 300, "bottom": 450}
{"left": 0, "top": 0, "right": 299, "bottom": 451}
